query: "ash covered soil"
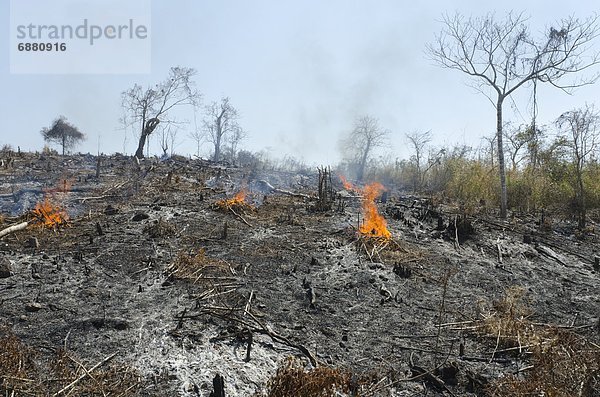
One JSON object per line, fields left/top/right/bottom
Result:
{"left": 0, "top": 153, "right": 599, "bottom": 396}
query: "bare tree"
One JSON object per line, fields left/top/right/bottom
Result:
{"left": 428, "top": 12, "right": 600, "bottom": 218}
{"left": 556, "top": 104, "right": 599, "bottom": 228}
{"left": 204, "top": 97, "right": 241, "bottom": 162}
{"left": 340, "top": 115, "right": 390, "bottom": 182}
{"left": 505, "top": 123, "right": 547, "bottom": 171}
{"left": 158, "top": 124, "right": 179, "bottom": 157}
{"left": 481, "top": 134, "right": 497, "bottom": 168}
{"left": 121, "top": 66, "right": 200, "bottom": 159}
{"left": 188, "top": 128, "right": 205, "bottom": 158}
{"left": 406, "top": 130, "right": 432, "bottom": 191}
{"left": 224, "top": 124, "right": 247, "bottom": 164}
{"left": 504, "top": 124, "right": 528, "bottom": 171}
{"left": 41, "top": 116, "right": 85, "bottom": 155}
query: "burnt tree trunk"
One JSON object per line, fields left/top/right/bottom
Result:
{"left": 209, "top": 374, "right": 225, "bottom": 397}
{"left": 134, "top": 118, "right": 160, "bottom": 159}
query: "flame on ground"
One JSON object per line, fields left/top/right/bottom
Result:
{"left": 339, "top": 175, "right": 355, "bottom": 191}
{"left": 216, "top": 189, "right": 250, "bottom": 210}
{"left": 340, "top": 174, "right": 391, "bottom": 239}
{"left": 359, "top": 182, "right": 391, "bottom": 239}
{"left": 233, "top": 190, "right": 246, "bottom": 202}
{"left": 32, "top": 198, "right": 69, "bottom": 228}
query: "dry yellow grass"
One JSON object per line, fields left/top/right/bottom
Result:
{"left": 258, "top": 357, "right": 355, "bottom": 397}
{"left": 478, "top": 288, "right": 600, "bottom": 397}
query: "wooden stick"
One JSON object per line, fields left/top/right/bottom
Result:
{"left": 247, "top": 312, "right": 318, "bottom": 367}
{"left": 53, "top": 352, "right": 117, "bottom": 396}
{"left": 0, "top": 221, "right": 29, "bottom": 239}
{"left": 454, "top": 215, "right": 460, "bottom": 249}
{"left": 244, "top": 290, "right": 254, "bottom": 316}
{"left": 229, "top": 207, "right": 252, "bottom": 226}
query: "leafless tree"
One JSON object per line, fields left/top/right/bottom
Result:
{"left": 340, "top": 115, "right": 390, "bottom": 182}
{"left": 224, "top": 124, "right": 247, "bottom": 164}
{"left": 481, "top": 134, "right": 497, "bottom": 168}
{"left": 121, "top": 66, "right": 200, "bottom": 159}
{"left": 556, "top": 104, "right": 599, "bottom": 228}
{"left": 204, "top": 97, "right": 241, "bottom": 162}
{"left": 158, "top": 124, "right": 179, "bottom": 157}
{"left": 188, "top": 128, "right": 205, "bottom": 158}
{"left": 41, "top": 116, "right": 85, "bottom": 155}
{"left": 505, "top": 123, "right": 547, "bottom": 171}
{"left": 504, "top": 124, "right": 528, "bottom": 171}
{"left": 406, "top": 130, "right": 432, "bottom": 191}
{"left": 428, "top": 12, "right": 600, "bottom": 217}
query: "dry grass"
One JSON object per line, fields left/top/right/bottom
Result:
{"left": 143, "top": 217, "right": 176, "bottom": 238}
{"left": 488, "top": 329, "right": 600, "bottom": 397}
{"left": 477, "top": 288, "right": 600, "bottom": 397}
{"left": 166, "top": 249, "right": 230, "bottom": 282}
{"left": 478, "top": 286, "right": 540, "bottom": 349}
{"left": 357, "top": 235, "right": 422, "bottom": 265}
{"left": 0, "top": 326, "right": 142, "bottom": 396}
{"left": 0, "top": 327, "right": 37, "bottom": 393}
{"left": 257, "top": 357, "right": 355, "bottom": 397}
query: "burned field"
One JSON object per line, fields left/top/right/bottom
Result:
{"left": 0, "top": 153, "right": 599, "bottom": 396}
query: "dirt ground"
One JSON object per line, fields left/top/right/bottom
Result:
{"left": 0, "top": 152, "right": 599, "bottom": 396}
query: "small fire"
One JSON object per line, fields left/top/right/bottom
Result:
{"left": 339, "top": 175, "right": 355, "bottom": 191}
{"left": 215, "top": 189, "right": 252, "bottom": 210}
{"left": 340, "top": 175, "right": 391, "bottom": 239}
{"left": 359, "top": 182, "right": 391, "bottom": 239}
{"left": 233, "top": 190, "right": 246, "bottom": 202}
{"left": 32, "top": 197, "right": 69, "bottom": 228}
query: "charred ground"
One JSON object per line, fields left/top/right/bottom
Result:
{"left": 0, "top": 152, "right": 599, "bottom": 396}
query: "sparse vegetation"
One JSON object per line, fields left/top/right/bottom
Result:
{"left": 478, "top": 288, "right": 600, "bottom": 397}
{"left": 257, "top": 358, "right": 354, "bottom": 397}
{"left": 0, "top": 326, "right": 142, "bottom": 396}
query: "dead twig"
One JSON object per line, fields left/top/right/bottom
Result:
{"left": 229, "top": 207, "right": 252, "bottom": 227}
{"left": 244, "top": 290, "right": 254, "bottom": 316}
{"left": 247, "top": 311, "right": 318, "bottom": 367}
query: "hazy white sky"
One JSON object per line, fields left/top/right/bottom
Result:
{"left": 1, "top": 1, "right": 599, "bottom": 164}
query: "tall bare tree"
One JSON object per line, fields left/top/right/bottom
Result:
{"left": 556, "top": 105, "right": 599, "bottom": 228}
{"left": 41, "top": 116, "right": 85, "bottom": 155}
{"left": 204, "top": 97, "right": 241, "bottom": 162}
{"left": 122, "top": 67, "right": 200, "bottom": 159}
{"left": 428, "top": 12, "right": 600, "bottom": 218}
{"left": 340, "top": 115, "right": 390, "bottom": 182}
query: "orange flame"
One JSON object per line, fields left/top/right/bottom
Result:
{"left": 216, "top": 189, "right": 249, "bottom": 209}
{"left": 32, "top": 197, "right": 69, "bottom": 228}
{"left": 339, "top": 176, "right": 391, "bottom": 238}
{"left": 358, "top": 182, "right": 391, "bottom": 239}
{"left": 339, "top": 175, "right": 355, "bottom": 191}
{"left": 233, "top": 190, "right": 246, "bottom": 202}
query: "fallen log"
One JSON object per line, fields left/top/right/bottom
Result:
{"left": 256, "top": 180, "right": 312, "bottom": 199}
{"left": 0, "top": 221, "right": 29, "bottom": 239}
